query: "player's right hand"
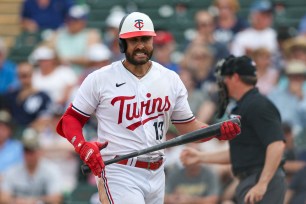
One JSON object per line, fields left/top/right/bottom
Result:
{"left": 219, "top": 120, "right": 241, "bottom": 140}
{"left": 180, "top": 147, "right": 202, "bottom": 167}
{"left": 74, "top": 141, "right": 108, "bottom": 177}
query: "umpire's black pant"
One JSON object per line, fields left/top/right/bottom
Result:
{"left": 235, "top": 168, "right": 286, "bottom": 204}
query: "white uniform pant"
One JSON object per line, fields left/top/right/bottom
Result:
{"left": 96, "top": 163, "right": 165, "bottom": 204}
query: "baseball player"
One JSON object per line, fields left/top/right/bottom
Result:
{"left": 56, "top": 12, "right": 240, "bottom": 204}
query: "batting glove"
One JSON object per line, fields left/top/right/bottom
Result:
{"left": 219, "top": 121, "right": 241, "bottom": 140}
{"left": 74, "top": 141, "right": 108, "bottom": 177}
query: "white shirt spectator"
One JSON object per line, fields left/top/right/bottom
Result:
{"left": 33, "top": 65, "right": 77, "bottom": 103}
{"left": 231, "top": 27, "right": 278, "bottom": 56}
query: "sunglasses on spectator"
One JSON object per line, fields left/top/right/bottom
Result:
{"left": 197, "top": 22, "right": 213, "bottom": 28}
{"left": 18, "top": 73, "right": 32, "bottom": 78}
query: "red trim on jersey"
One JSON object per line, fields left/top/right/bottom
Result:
{"left": 119, "top": 31, "right": 156, "bottom": 39}
{"left": 56, "top": 104, "right": 90, "bottom": 146}
{"left": 101, "top": 169, "right": 114, "bottom": 204}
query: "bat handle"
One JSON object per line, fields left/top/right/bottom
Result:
{"left": 81, "top": 164, "right": 91, "bottom": 175}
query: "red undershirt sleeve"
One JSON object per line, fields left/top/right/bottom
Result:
{"left": 56, "top": 104, "right": 90, "bottom": 147}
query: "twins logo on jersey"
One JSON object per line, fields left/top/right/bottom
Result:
{"left": 111, "top": 93, "right": 170, "bottom": 131}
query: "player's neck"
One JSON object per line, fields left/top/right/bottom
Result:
{"left": 122, "top": 60, "right": 152, "bottom": 78}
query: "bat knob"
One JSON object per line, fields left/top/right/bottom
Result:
{"left": 81, "top": 164, "right": 91, "bottom": 175}
{"left": 232, "top": 117, "right": 241, "bottom": 127}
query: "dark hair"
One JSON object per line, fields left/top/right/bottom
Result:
{"left": 240, "top": 75, "right": 257, "bottom": 85}
{"left": 118, "top": 14, "right": 129, "bottom": 53}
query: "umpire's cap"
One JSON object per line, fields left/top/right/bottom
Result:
{"left": 215, "top": 55, "right": 257, "bottom": 77}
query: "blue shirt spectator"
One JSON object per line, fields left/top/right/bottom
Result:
{"left": 298, "top": 14, "right": 306, "bottom": 36}
{"left": 0, "top": 38, "right": 18, "bottom": 94}
{"left": 0, "top": 60, "right": 18, "bottom": 94}
{"left": 0, "top": 110, "right": 23, "bottom": 174}
{"left": 0, "top": 140, "right": 23, "bottom": 173}
{"left": 21, "top": 0, "right": 74, "bottom": 32}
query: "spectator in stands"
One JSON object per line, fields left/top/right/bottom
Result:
{"left": 274, "top": 26, "right": 296, "bottom": 72}
{"left": 38, "top": 105, "right": 78, "bottom": 194}
{"left": 283, "top": 37, "right": 306, "bottom": 64}
{"left": 163, "top": 126, "right": 182, "bottom": 174}
{"left": 285, "top": 166, "right": 306, "bottom": 204}
{"left": 104, "top": 9, "right": 126, "bottom": 62}
{"left": 0, "top": 110, "right": 23, "bottom": 176}
{"left": 153, "top": 31, "right": 180, "bottom": 73}
{"left": 0, "top": 128, "right": 63, "bottom": 204}
{"left": 268, "top": 60, "right": 306, "bottom": 136}
{"left": 282, "top": 122, "right": 306, "bottom": 181}
{"left": 21, "top": 0, "right": 74, "bottom": 32}
{"left": 4, "top": 62, "right": 52, "bottom": 133}
{"left": 298, "top": 14, "right": 306, "bottom": 37}
{"left": 30, "top": 45, "right": 77, "bottom": 107}
{"left": 0, "top": 38, "right": 18, "bottom": 95}
{"left": 47, "top": 4, "right": 102, "bottom": 75}
{"left": 231, "top": 0, "right": 278, "bottom": 57}
{"left": 180, "top": 43, "right": 216, "bottom": 93}
{"left": 164, "top": 143, "right": 220, "bottom": 204}
{"left": 179, "top": 68, "right": 216, "bottom": 123}
{"left": 252, "top": 48, "right": 279, "bottom": 95}
{"left": 79, "top": 43, "right": 112, "bottom": 83}
{"left": 189, "top": 10, "right": 230, "bottom": 62}
{"left": 212, "top": 0, "right": 249, "bottom": 46}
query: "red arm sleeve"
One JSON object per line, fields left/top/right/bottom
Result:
{"left": 56, "top": 104, "right": 90, "bottom": 147}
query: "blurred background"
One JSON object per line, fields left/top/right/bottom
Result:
{"left": 1, "top": 0, "right": 306, "bottom": 203}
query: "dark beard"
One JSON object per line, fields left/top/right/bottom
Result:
{"left": 125, "top": 49, "right": 154, "bottom": 65}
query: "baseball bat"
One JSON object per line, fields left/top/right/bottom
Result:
{"left": 81, "top": 117, "right": 240, "bottom": 175}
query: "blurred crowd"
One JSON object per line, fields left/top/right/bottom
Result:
{"left": 1, "top": 0, "right": 306, "bottom": 203}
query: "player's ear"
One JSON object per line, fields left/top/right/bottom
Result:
{"left": 233, "top": 73, "right": 240, "bottom": 80}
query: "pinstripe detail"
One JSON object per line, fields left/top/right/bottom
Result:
{"left": 171, "top": 116, "right": 195, "bottom": 124}
{"left": 130, "top": 157, "right": 137, "bottom": 166}
{"left": 71, "top": 105, "right": 90, "bottom": 117}
{"left": 101, "top": 169, "right": 114, "bottom": 204}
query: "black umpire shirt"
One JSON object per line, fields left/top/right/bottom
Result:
{"left": 229, "top": 88, "right": 285, "bottom": 175}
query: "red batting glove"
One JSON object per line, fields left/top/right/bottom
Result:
{"left": 74, "top": 141, "right": 108, "bottom": 177}
{"left": 219, "top": 121, "right": 241, "bottom": 140}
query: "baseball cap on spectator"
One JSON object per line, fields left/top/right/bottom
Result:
{"left": 106, "top": 10, "right": 126, "bottom": 28}
{"left": 217, "top": 55, "right": 257, "bottom": 77}
{"left": 67, "top": 4, "right": 89, "bottom": 20}
{"left": 0, "top": 110, "right": 12, "bottom": 127}
{"left": 285, "top": 60, "right": 306, "bottom": 76}
{"left": 283, "top": 37, "right": 306, "bottom": 58}
{"left": 250, "top": 0, "right": 273, "bottom": 13}
{"left": 154, "top": 31, "right": 174, "bottom": 45}
{"left": 87, "top": 44, "right": 111, "bottom": 62}
{"left": 30, "top": 46, "right": 55, "bottom": 62}
{"left": 21, "top": 128, "right": 40, "bottom": 151}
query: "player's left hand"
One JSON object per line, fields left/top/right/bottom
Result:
{"left": 219, "top": 121, "right": 241, "bottom": 140}
{"left": 75, "top": 141, "right": 108, "bottom": 177}
{"left": 244, "top": 182, "right": 268, "bottom": 204}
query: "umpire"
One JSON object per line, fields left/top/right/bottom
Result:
{"left": 180, "top": 55, "right": 286, "bottom": 204}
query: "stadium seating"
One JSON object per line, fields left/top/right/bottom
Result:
{"left": 4, "top": 0, "right": 306, "bottom": 63}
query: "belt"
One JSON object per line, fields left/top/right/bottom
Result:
{"left": 235, "top": 167, "right": 284, "bottom": 181}
{"left": 235, "top": 167, "right": 262, "bottom": 180}
{"left": 117, "top": 157, "right": 164, "bottom": 170}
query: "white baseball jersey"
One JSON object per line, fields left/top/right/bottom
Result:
{"left": 73, "top": 60, "right": 194, "bottom": 160}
